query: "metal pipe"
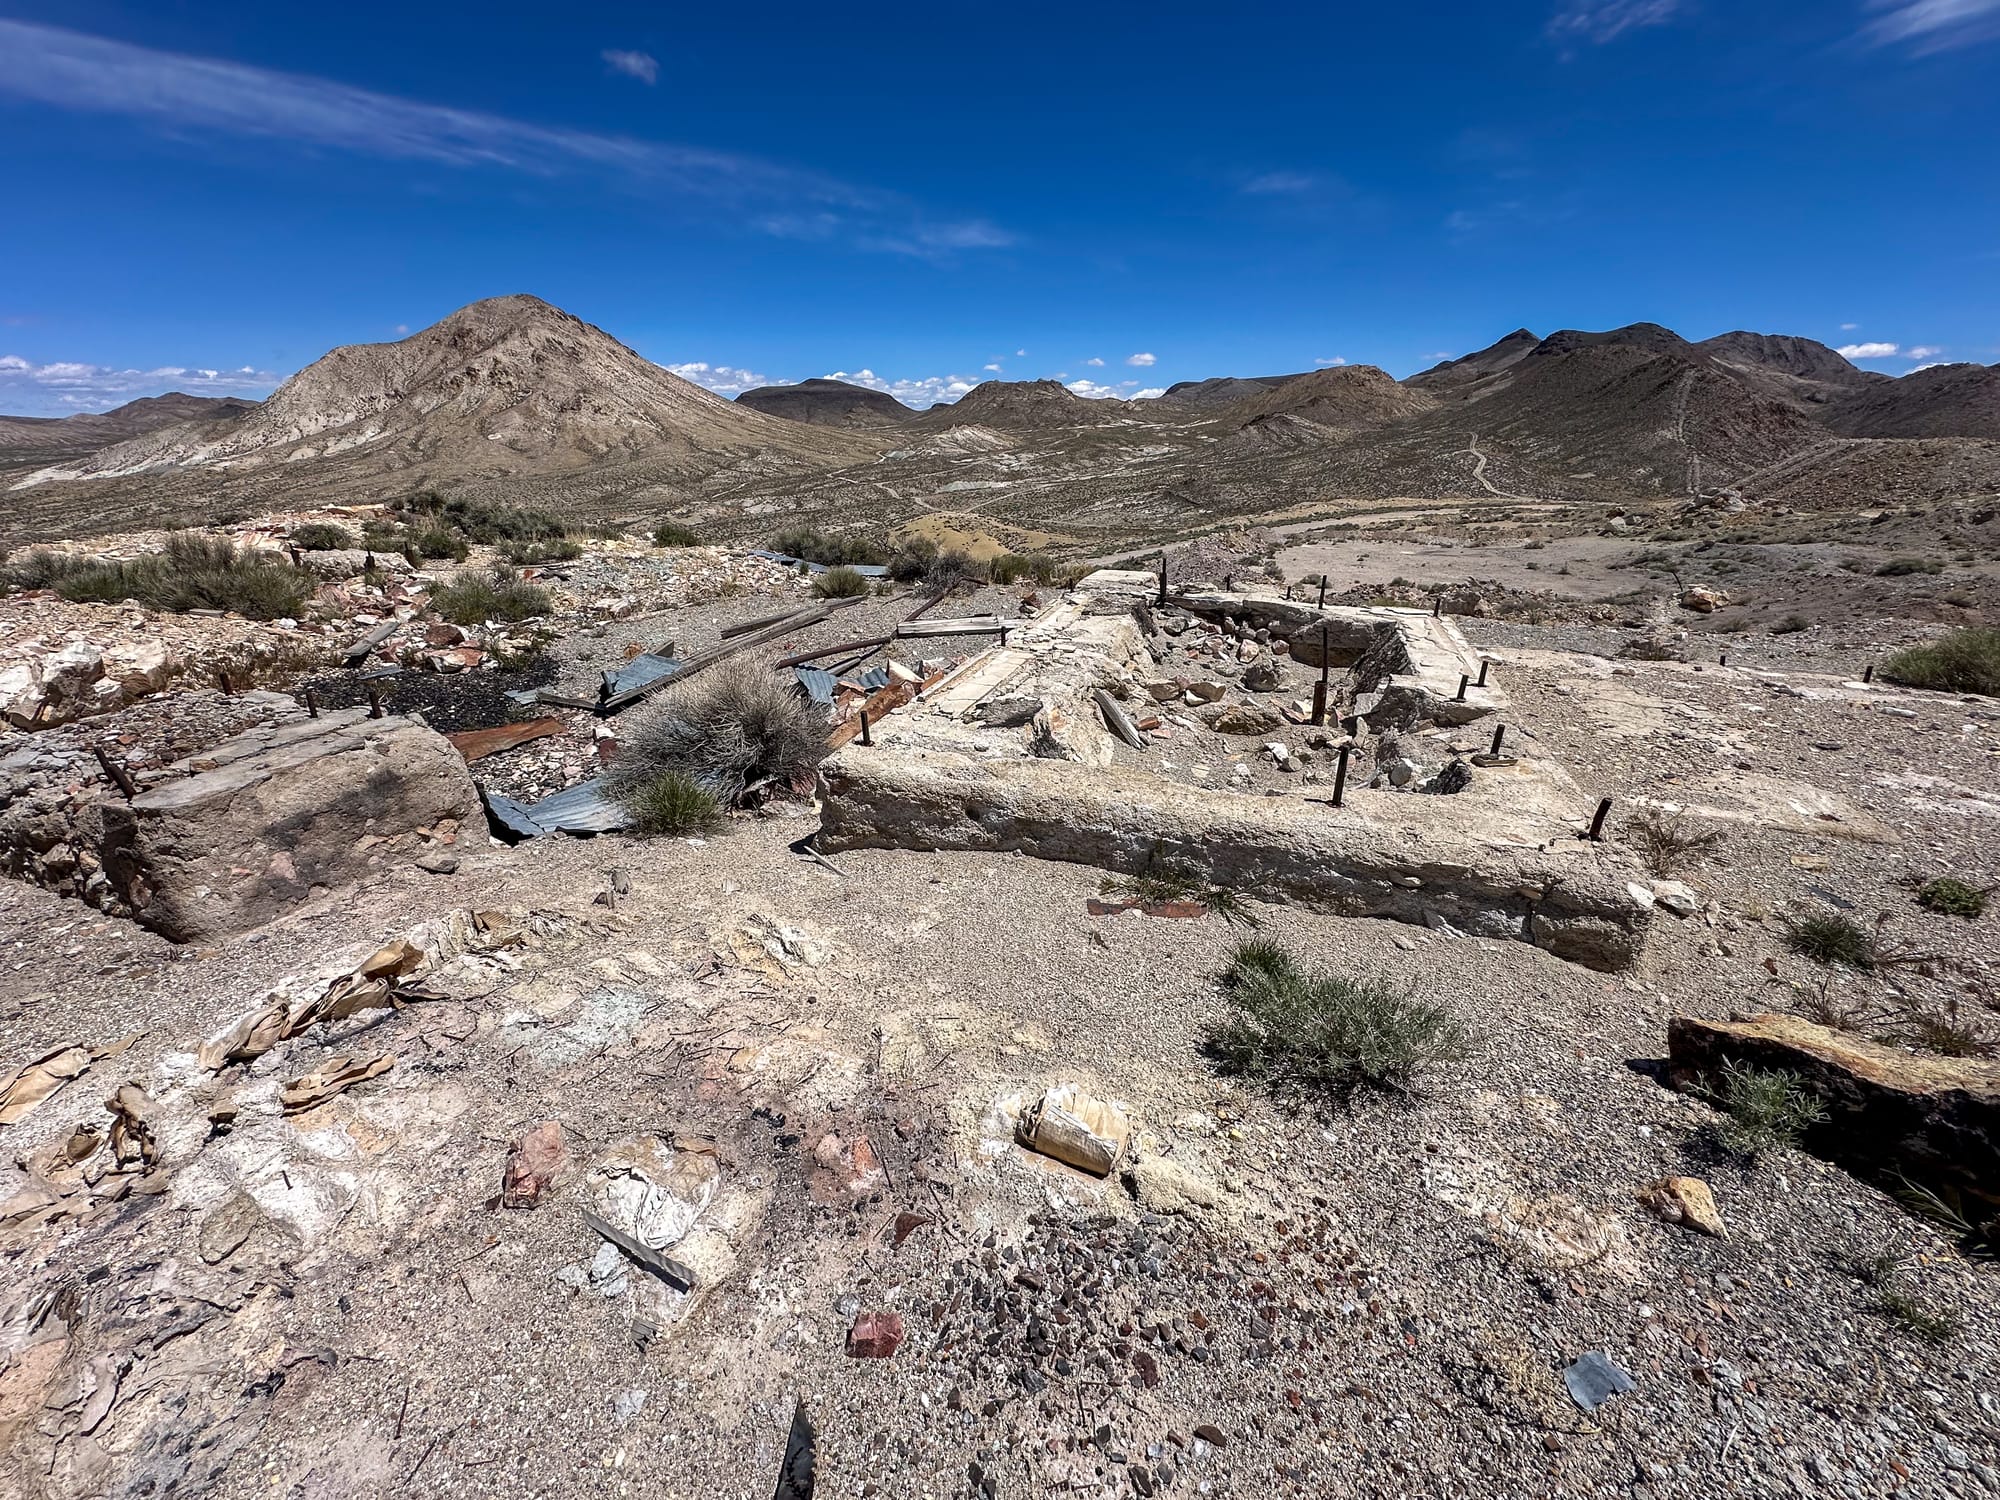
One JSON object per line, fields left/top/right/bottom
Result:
{"left": 1586, "top": 796, "right": 1613, "bottom": 841}
{"left": 1476, "top": 659, "right": 1489, "bottom": 687}
{"left": 1489, "top": 724, "right": 1505, "bottom": 757}
{"left": 1455, "top": 674, "right": 1470, "bottom": 702}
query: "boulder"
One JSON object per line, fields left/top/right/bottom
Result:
{"left": 1667, "top": 1012, "right": 1999, "bottom": 1219}
{"left": 102, "top": 639, "right": 175, "bottom": 697}
{"left": 1209, "top": 702, "right": 1283, "bottom": 736}
{"left": 1679, "top": 586, "right": 1727, "bottom": 614}
{"left": 1241, "top": 660, "right": 1283, "bottom": 693}
{"left": 100, "top": 707, "right": 481, "bottom": 941}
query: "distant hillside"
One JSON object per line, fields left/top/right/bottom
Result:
{"left": 736, "top": 377, "right": 918, "bottom": 429}
{"left": 1820, "top": 362, "right": 2000, "bottom": 440}
{"left": 0, "top": 392, "right": 257, "bottom": 457}
{"left": 12, "top": 295, "right": 876, "bottom": 494}
{"left": 914, "top": 379, "right": 1132, "bottom": 432}
{"left": 1694, "top": 331, "right": 1884, "bottom": 408}
{"left": 1222, "top": 365, "right": 1435, "bottom": 431}
{"left": 1405, "top": 329, "right": 1540, "bottom": 391}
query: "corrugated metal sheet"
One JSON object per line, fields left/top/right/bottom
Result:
{"left": 793, "top": 664, "right": 892, "bottom": 705}
{"left": 480, "top": 779, "right": 636, "bottom": 840}
{"left": 749, "top": 549, "right": 890, "bottom": 579}
{"left": 602, "top": 653, "right": 681, "bottom": 698}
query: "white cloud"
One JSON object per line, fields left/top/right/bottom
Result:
{"left": 1863, "top": 0, "right": 2000, "bottom": 53}
{"left": 1546, "top": 0, "right": 1682, "bottom": 45}
{"left": 822, "top": 368, "right": 978, "bottom": 409}
{"left": 1840, "top": 322, "right": 1859, "bottom": 330}
{"left": 982, "top": 362, "right": 1003, "bottom": 372}
{"left": 0, "top": 20, "right": 1009, "bottom": 257}
{"left": 1837, "top": 341, "right": 1900, "bottom": 358}
{"left": 1905, "top": 344, "right": 1943, "bottom": 358}
{"left": 1016, "top": 348, "right": 1027, "bottom": 357}
{"left": 1314, "top": 356, "right": 1349, "bottom": 367}
{"left": 664, "top": 360, "right": 767, "bottom": 396}
{"left": 0, "top": 354, "right": 277, "bottom": 416}
{"left": 1241, "top": 170, "right": 1321, "bottom": 196}
{"left": 1906, "top": 361, "right": 1946, "bottom": 372}
{"left": 1126, "top": 352, "right": 1157, "bottom": 367}
{"left": 601, "top": 49, "right": 659, "bottom": 84}
{"left": 1065, "top": 378, "right": 1166, "bottom": 401}
{"left": 394, "top": 323, "right": 409, "bottom": 334}
{"left": 1084, "top": 356, "right": 1105, "bottom": 367}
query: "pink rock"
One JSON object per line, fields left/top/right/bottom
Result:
{"left": 846, "top": 1311, "right": 904, "bottom": 1359}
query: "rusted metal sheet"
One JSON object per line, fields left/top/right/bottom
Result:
{"left": 445, "top": 718, "right": 564, "bottom": 763}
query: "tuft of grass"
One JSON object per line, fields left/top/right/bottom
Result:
{"left": 1906, "top": 1001, "right": 1997, "bottom": 1059}
{"left": 1879, "top": 627, "right": 2000, "bottom": 698}
{"left": 768, "top": 524, "right": 892, "bottom": 568}
{"left": 1099, "top": 863, "right": 1261, "bottom": 929}
{"left": 1702, "top": 1058, "right": 1828, "bottom": 1160}
{"left": 1624, "top": 807, "right": 1726, "bottom": 878}
{"left": 499, "top": 537, "right": 583, "bottom": 565}
{"left": 1892, "top": 1175, "right": 2000, "bottom": 1263}
{"left": 605, "top": 660, "right": 827, "bottom": 808}
{"left": 1916, "top": 876, "right": 1986, "bottom": 919}
{"left": 653, "top": 520, "right": 701, "bottom": 548}
{"left": 290, "top": 521, "right": 355, "bottom": 551}
{"left": 1204, "top": 940, "right": 1469, "bottom": 1101}
{"left": 620, "top": 770, "right": 723, "bottom": 837}
{"left": 49, "top": 532, "right": 314, "bottom": 620}
{"left": 1875, "top": 557, "right": 1943, "bottom": 577}
{"left": 1784, "top": 912, "right": 1877, "bottom": 971}
{"left": 812, "top": 565, "right": 872, "bottom": 599}
{"left": 1876, "top": 1286, "right": 1961, "bottom": 1344}
{"left": 1770, "top": 613, "right": 1810, "bottom": 635}
{"left": 8, "top": 548, "right": 87, "bottom": 590}
{"left": 429, "top": 564, "right": 551, "bottom": 626}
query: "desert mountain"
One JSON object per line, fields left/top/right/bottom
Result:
{"left": 1694, "top": 331, "right": 1883, "bottom": 408}
{"left": 1222, "top": 365, "right": 1435, "bottom": 431}
{"left": 913, "top": 379, "right": 1133, "bottom": 432}
{"left": 12, "top": 295, "right": 876, "bottom": 494}
{"left": 1157, "top": 373, "right": 1311, "bottom": 408}
{"left": 0, "top": 392, "right": 258, "bottom": 458}
{"left": 736, "top": 377, "right": 918, "bottom": 428}
{"left": 1820, "top": 361, "right": 2000, "bottom": 440}
{"left": 1406, "top": 329, "right": 1541, "bottom": 391}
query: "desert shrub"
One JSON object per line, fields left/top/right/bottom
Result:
{"left": 653, "top": 520, "right": 701, "bottom": 548}
{"left": 1879, "top": 628, "right": 2000, "bottom": 697}
{"left": 360, "top": 521, "right": 408, "bottom": 552}
{"left": 1771, "top": 613, "right": 1810, "bottom": 635}
{"left": 1099, "top": 863, "right": 1260, "bottom": 928}
{"left": 1624, "top": 808, "right": 1726, "bottom": 878}
{"left": 1908, "top": 1002, "right": 1997, "bottom": 1059}
{"left": 888, "top": 536, "right": 939, "bottom": 582}
{"left": 605, "top": 660, "right": 827, "bottom": 807}
{"left": 768, "top": 525, "right": 890, "bottom": 568}
{"left": 406, "top": 526, "right": 469, "bottom": 562}
{"left": 290, "top": 522, "right": 354, "bottom": 551}
{"left": 621, "top": 770, "right": 723, "bottom": 837}
{"left": 429, "top": 564, "right": 551, "bottom": 626}
{"left": 499, "top": 537, "right": 583, "bottom": 565}
{"left": 51, "top": 533, "right": 313, "bottom": 620}
{"left": 1204, "top": 940, "right": 1469, "bottom": 1101}
{"left": 396, "top": 490, "right": 570, "bottom": 544}
{"left": 1917, "top": 876, "right": 1987, "bottom": 919}
{"left": 988, "top": 553, "right": 1031, "bottom": 585}
{"left": 1875, "top": 557, "right": 1943, "bottom": 577}
{"left": 1702, "top": 1058, "right": 1827, "bottom": 1160}
{"left": 8, "top": 549, "right": 86, "bottom": 590}
{"left": 1783, "top": 912, "right": 1876, "bottom": 971}
{"left": 924, "top": 548, "right": 983, "bottom": 593}
{"left": 1876, "top": 1286, "right": 1961, "bottom": 1344}
{"left": 812, "top": 565, "right": 872, "bottom": 599}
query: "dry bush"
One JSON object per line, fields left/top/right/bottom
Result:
{"left": 1624, "top": 807, "right": 1726, "bottom": 877}
{"left": 606, "top": 661, "right": 827, "bottom": 807}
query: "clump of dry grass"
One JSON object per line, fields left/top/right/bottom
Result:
{"left": 607, "top": 661, "right": 826, "bottom": 808}
{"left": 1623, "top": 807, "right": 1726, "bottom": 878}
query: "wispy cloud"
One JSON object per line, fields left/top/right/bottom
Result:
{"left": 601, "top": 49, "right": 659, "bottom": 84}
{"left": 0, "top": 21, "right": 1008, "bottom": 256}
{"left": 1084, "top": 356, "right": 1105, "bottom": 367}
{"left": 1546, "top": 0, "right": 1682, "bottom": 46}
{"left": 1904, "top": 344, "right": 1944, "bottom": 358}
{"left": 822, "top": 368, "right": 979, "bottom": 409}
{"left": 1840, "top": 321, "right": 1860, "bottom": 330}
{"left": 1906, "top": 361, "right": 1947, "bottom": 372}
{"left": 1862, "top": 0, "right": 2000, "bottom": 53}
{"left": 664, "top": 360, "right": 767, "bottom": 396}
{"left": 1126, "top": 352, "right": 1157, "bottom": 367}
{"left": 0, "top": 354, "right": 277, "bottom": 416}
{"left": 1314, "top": 356, "right": 1349, "bottom": 367}
{"left": 1240, "top": 170, "right": 1323, "bottom": 196}
{"left": 1838, "top": 341, "right": 1900, "bottom": 358}
{"left": 983, "top": 362, "right": 1003, "bottom": 372}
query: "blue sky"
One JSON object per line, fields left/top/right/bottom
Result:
{"left": 1, "top": 1, "right": 1996, "bottom": 415}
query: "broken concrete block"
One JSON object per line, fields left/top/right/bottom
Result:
{"left": 1017, "top": 1085, "right": 1130, "bottom": 1176}
{"left": 1668, "top": 1012, "right": 1999, "bottom": 1220}
{"left": 100, "top": 707, "right": 481, "bottom": 941}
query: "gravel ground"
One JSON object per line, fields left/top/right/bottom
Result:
{"left": 1, "top": 597, "right": 1997, "bottom": 1499}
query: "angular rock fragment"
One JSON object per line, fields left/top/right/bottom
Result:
{"left": 502, "top": 1121, "right": 567, "bottom": 1208}
{"left": 846, "top": 1310, "right": 904, "bottom": 1359}
{"left": 1017, "top": 1085, "right": 1130, "bottom": 1177}
{"left": 1640, "top": 1175, "right": 1726, "bottom": 1238}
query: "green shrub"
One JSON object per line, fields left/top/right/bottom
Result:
{"left": 1875, "top": 557, "right": 1943, "bottom": 577}
{"left": 1917, "top": 876, "right": 1987, "bottom": 919}
{"left": 360, "top": 522, "right": 408, "bottom": 552}
{"left": 605, "top": 661, "right": 826, "bottom": 807}
{"left": 8, "top": 549, "right": 86, "bottom": 590}
{"left": 653, "top": 521, "right": 701, "bottom": 548}
{"left": 620, "top": 770, "right": 723, "bottom": 837}
{"left": 1783, "top": 912, "right": 1876, "bottom": 970}
{"left": 396, "top": 490, "right": 570, "bottom": 544}
{"left": 988, "top": 553, "right": 1031, "bottom": 585}
{"left": 1702, "top": 1058, "right": 1828, "bottom": 1159}
{"left": 50, "top": 533, "right": 313, "bottom": 620}
{"left": 499, "top": 538, "right": 583, "bottom": 565}
{"left": 1204, "top": 940, "right": 1468, "bottom": 1100}
{"left": 1876, "top": 1286, "right": 1961, "bottom": 1344}
{"left": 812, "top": 565, "right": 872, "bottom": 599}
{"left": 290, "top": 522, "right": 355, "bottom": 551}
{"left": 1879, "top": 628, "right": 2000, "bottom": 697}
{"left": 429, "top": 565, "right": 551, "bottom": 625}
{"left": 768, "top": 525, "right": 891, "bottom": 568}
{"left": 407, "top": 526, "right": 469, "bottom": 562}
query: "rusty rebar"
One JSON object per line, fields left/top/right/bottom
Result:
{"left": 1586, "top": 796, "right": 1613, "bottom": 841}
{"left": 1332, "top": 743, "right": 1352, "bottom": 808}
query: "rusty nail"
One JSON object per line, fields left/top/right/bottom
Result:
{"left": 858, "top": 708, "right": 872, "bottom": 746}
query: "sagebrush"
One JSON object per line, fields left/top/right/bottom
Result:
{"left": 1205, "top": 940, "right": 1468, "bottom": 1101}
{"left": 605, "top": 661, "right": 827, "bottom": 807}
{"left": 429, "top": 564, "right": 551, "bottom": 625}
{"left": 1880, "top": 628, "right": 2000, "bottom": 698}
{"left": 43, "top": 533, "right": 314, "bottom": 621}
{"left": 1702, "top": 1058, "right": 1827, "bottom": 1160}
